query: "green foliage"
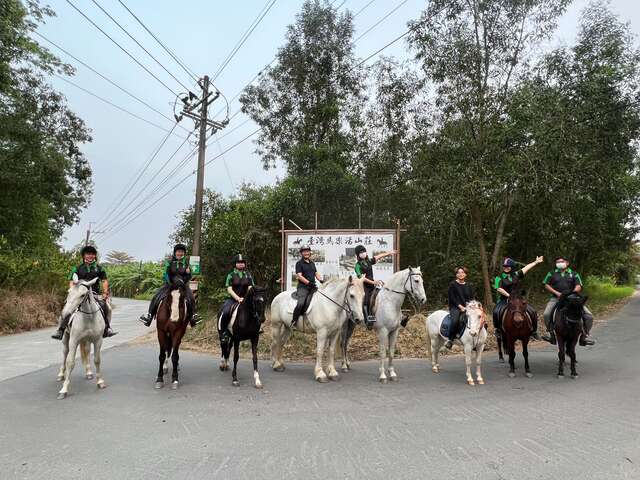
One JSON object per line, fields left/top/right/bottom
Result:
{"left": 107, "top": 262, "right": 164, "bottom": 298}
{"left": 583, "top": 276, "right": 635, "bottom": 313}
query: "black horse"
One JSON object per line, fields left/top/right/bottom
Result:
{"left": 554, "top": 292, "right": 588, "bottom": 379}
{"left": 218, "top": 286, "right": 267, "bottom": 388}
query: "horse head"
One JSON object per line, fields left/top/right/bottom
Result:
{"left": 246, "top": 286, "right": 267, "bottom": 323}
{"left": 346, "top": 276, "right": 365, "bottom": 324}
{"left": 560, "top": 293, "right": 587, "bottom": 322}
{"left": 62, "top": 277, "right": 99, "bottom": 318}
{"left": 465, "top": 300, "right": 486, "bottom": 337}
{"left": 507, "top": 293, "right": 528, "bottom": 326}
{"left": 407, "top": 266, "right": 427, "bottom": 305}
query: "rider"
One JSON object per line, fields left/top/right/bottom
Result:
{"left": 541, "top": 255, "right": 595, "bottom": 346}
{"left": 353, "top": 245, "right": 397, "bottom": 329}
{"left": 218, "top": 254, "right": 255, "bottom": 345}
{"left": 139, "top": 243, "right": 199, "bottom": 327}
{"left": 445, "top": 266, "right": 476, "bottom": 349}
{"left": 492, "top": 256, "right": 544, "bottom": 341}
{"left": 52, "top": 245, "right": 117, "bottom": 340}
{"left": 291, "top": 245, "right": 323, "bottom": 327}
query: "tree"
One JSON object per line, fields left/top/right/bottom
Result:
{"left": 105, "top": 250, "right": 136, "bottom": 265}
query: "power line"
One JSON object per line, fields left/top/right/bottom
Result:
{"left": 65, "top": 0, "right": 179, "bottom": 96}
{"left": 53, "top": 74, "right": 187, "bottom": 138}
{"left": 96, "top": 124, "right": 178, "bottom": 229}
{"left": 211, "top": 0, "right": 278, "bottom": 83}
{"left": 354, "top": 0, "right": 377, "bottom": 18}
{"left": 355, "top": 0, "right": 409, "bottom": 42}
{"left": 34, "top": 31, "right": 191, "bottom": 134}
{"left": 90, "top": 0, "right": 193, "bottom": 92}
{"left": 100, "top": 129, "right": 261, "bottom": 241}
{"left": 116, "top": 0, "right": 199, "bottom": 82}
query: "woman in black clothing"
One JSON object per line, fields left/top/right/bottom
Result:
{"left": 446, "top": 266, "right": 476, "bottom": 349}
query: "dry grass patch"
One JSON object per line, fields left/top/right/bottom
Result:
{"left": 0, "top": 289, "right": 61, "bottom": 335}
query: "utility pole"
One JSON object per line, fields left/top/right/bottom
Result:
{"left": 176, "top": 75, "right": 228, "bottom": 257}
{"left": 84, "top": 222, "right": 102, "bottom": 246}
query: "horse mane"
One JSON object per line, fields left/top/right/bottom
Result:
{"left": 466, "top": 300, "right": 483, "bottom": 310}
{"left": 384, "top": 268, "right": 411, "bottom": 291}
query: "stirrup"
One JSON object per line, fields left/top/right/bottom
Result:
{"left": 400, "top": 315, "right": 409, "bottom": 328}
{"left": 103, "top": 328, "right": 118, "bottom": 338}
{"left": 51, "top": 328, "right": 64, "bottom": 340}
{"left": 139, "top": 314, "right": 152, "bottom": 327}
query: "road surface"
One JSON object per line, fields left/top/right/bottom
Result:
{"left": 0, "top": 297, "right": 638, "bottom": 479}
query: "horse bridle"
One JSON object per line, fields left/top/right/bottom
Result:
{"left": 384, "top": 269, "right": 423, "bottom": 304}
{"left": 76, "top": 286, "right": 101, "bottom": 315}
{"left": 315, "top": 282, "right": 357, "bottom": 320}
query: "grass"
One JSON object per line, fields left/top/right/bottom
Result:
{"left": 0, "top": 289, "right": 62, "bottom": 335}
{"left": 582, "top": 277, "right": 636, "bottom": 314}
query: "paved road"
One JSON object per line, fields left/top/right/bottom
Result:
{"left": 0, "top": 298, "right": 149, "bottom": 382}
{"left": 1, "top": 297, "right": 639, "bottom": 479}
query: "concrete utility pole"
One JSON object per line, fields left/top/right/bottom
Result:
{"left": 176, "top": 75, "right": 228, "bottom": 256}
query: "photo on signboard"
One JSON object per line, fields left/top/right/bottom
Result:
{"left": 372, "top": 250, "right": 393, "bottom": 263}
{"left": 312, "top": 249, "right": 326, "bottom": 263}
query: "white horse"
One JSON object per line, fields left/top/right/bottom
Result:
{"left": 56, "top": 278, "right": 107, "bottom": 399}
{"left": 341, "top": 267, "right": 427, "bottom": 383}
{"left": 426, "top": 300, "right": 487, "bottom": 385}
{"left": 270, "top": 276, "right": 365, "bottom": 382}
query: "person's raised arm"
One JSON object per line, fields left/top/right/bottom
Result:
{"left": 521, "top": 256, "right": 544, "bottom": 276}
{"left": 373, "top": 250, "right": 397, "bottom": 262}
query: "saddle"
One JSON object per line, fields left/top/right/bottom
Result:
{"left": 217, "top": 302, "right": 241, "bottom": 332}
{"left": 288, "top": 289, "right": 315, "bottom": 315}
{"left": 440, "top": 313, "right": 468, "bottom": 339}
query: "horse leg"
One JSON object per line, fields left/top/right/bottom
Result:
{"left": 326, "top": 330, "right": 340, "bottom": 380}
{"left": 464, "top": 341, "right": 475, "bottom": 385}
{"left": 170, "top": 334, "right": 182, "bottom": 389}
{"left": 430, "top": 332, "right": 441, "bottom": 373}
{"left": 508, "top": 337, "right": 516, "bottom": 378}
{"left": 231, "top": 338, "right": 241, "bottom": 386}
{"left": 340, "top": 320, "right": 355, "bottom": 372}
{"left": 557, "top": 334, "right": 566, "bottom": 378}
{"left": 251, "top": 336, "right": 263, "bottom": 389}
{"left": 93, "top": 338, "right": 106, "bottom": 389}
{"left": 156, "top": 344, "right": 166, "bottom": 388}
{"left": 569, "top": 338, "right": 579, "bottom": 379}
{"left": 58, "top": 338, "right": 79, "bottom": 399}
{"left": 57, "top": 334, "right": 69, "bottom": 381}
{"left": 388, "top": 328, "right": 400, "bottom": 381}
{"left": 271, "top": 321, "right": 288, "bottom": 372}
{"left": 497, "top": 331, "right": 504, "bottom": 362}
{"left": 80, "top": 341, "right": 92, "bottom": 380}
{"left": 378, "top": 328, "right": 389, "bottom": 383}
{"left": 219, "top": 339, "right": 230, "bottom": 371}
{"left": 475, "top": 342, "right": 485, "bottom": 385}
{"left": 523, "top": 339, "right": 532, "bottom": 378}
{"left": 314, "top": 329, "right": 329, "bottom": 383}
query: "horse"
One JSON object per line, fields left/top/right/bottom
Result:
{"left": 501, "top": 293, "right": 536, "bottom": 378}
{"left": 340, "top": 267, "right": 427, "bottom": 383}
{"left": 426, "top": 301, "right": 488, "bottom": 385}
{"left": 56, "top": 278, "right": 107, "bottom": 399}
{"left": 154, "top": 281, "right": 190, "bottom": 389}
{"left": 218, "top": 286, "right": 267, "bottom": 388}
{"left": 555, "top": 293, "right": 588, "bottom": 379}
{"left": 270, "top": 276, "right": 365, "bottom": 382}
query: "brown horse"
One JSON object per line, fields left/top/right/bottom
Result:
{"left": 501, "top": 293, "right": 535, "bottom": 378}
{"left": 155, "top": 284, "right": 189, "bottom": 389}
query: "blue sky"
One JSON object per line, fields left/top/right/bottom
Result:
{"left": 37, "top": 0, "right": 640, "bottom": 260}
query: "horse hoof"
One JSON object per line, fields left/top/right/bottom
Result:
{"left": 255, "top": 382, "right": 263, "bottom": 389}
{"left": 389, "top": 375, "right": 398, "bottom": 382}
{"left": 477, "top": 378, "right": 485, "bottom": 385}
{"left": 171, "top": 381, "right": 179, "bottom": 390}
{"left": 316, "top": 376, "right": 329, "bottom": 383}
{"left": 85, "top": 373, "right": 93, "bottom": 380}
{"left": 341, "top": 366, "right": 349, "bottom": 373}
{"left": 273, "top": 365, "right": 285, "bottom": 372}
{"left": 557, "top": 375, "right": 564, "bottom": 379}
{"left": 328, "top": 374, "right": 339, "bottom": 382}
{"left": 155, "top": 381, "right": 164, "bottom": 389}
{"left": 56, "top": 375, "right": 64, "bottom": 382}
{"left": 571, "top": 374, "right": 579, "bottom": 380}
{"left": 508, "top": 372, "right": 516, "bottom": 378}
{"left": 57, "top": 392, "right": 67, "bottom": 400}
{"left": 525, "top": 372, "right": 533, "bottom": 378}
{"left": 232, "top": 380, "right": 240, "bottom": 387}
{"left": 499, "top": 358, "right": 505, "bottom": 363}
{"left": 219, "top": 364, "right": 226, "bottom": 371}
{"left": 97, "top": 382, "right": 106, "bottom": 389}
{"left": 379, "top": 377, "right": 388, "bottom": 384}
{"left": 467, "top": 380, "right": 475, "bottom": 386}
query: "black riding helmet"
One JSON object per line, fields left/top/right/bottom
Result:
{"left": 354, "top": 245, "right": 367, "bottom": 256}
{"left": 299, "top": 244, "right": 311, "bottom": 253}
{"left": 80, "top": 245, "right": 97, "bottom": 256}
{"left": 232, "top": 253, "right": 247, "bottom": 265}
{"left": 173, "top": 243, "right": 187, "bottom": 255}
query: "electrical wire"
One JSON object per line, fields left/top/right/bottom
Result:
{"left": 355, "top": 0, "right": 409, "bottom": 42}
{"left": 116, "top": 0, "right": 199, "bottom": 82}
{"left": 65, "top": 0, "right": 179, "bottom": 96}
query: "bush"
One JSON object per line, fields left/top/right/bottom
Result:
{"left": 107, "top": 262, "right": 164, "bottom": 298}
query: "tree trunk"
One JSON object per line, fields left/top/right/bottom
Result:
{"left": 445, "top": 219, "right": 455, "bottom": 263}
{"left": 490, "top": 192, "right": 514, "bottom": 273}
{"left": 471, "top": 204, "right": 493, "bottom": 308}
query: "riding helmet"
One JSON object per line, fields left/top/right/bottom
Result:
{"left": 173, "top": 243, "right": 187, "bottom": 255}
{"left": 354, "top": 245, "right": 367, "bottom": 256}
{"left": 80, "top": 245, "right": 97, "bottom": 256}
{"left": 554, "top": 255, "right": 569, "bottom": 263}
{"left": 502, "top": 257, "right": 516, "bottom": 268}
{"left": 232, "top": 254, "right": 247, "bottom": 265}
{"left": 299, "top": 244, "right": 311, "bottom": 253}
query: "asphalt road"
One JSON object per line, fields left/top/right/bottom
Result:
{"left": 1, "top": 297, "right": 639, "bottom": 479}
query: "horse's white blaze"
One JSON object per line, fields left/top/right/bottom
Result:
{"left": 170, "top": 290, "right": 181, "bottom": 322}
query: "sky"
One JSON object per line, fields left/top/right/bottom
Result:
{"left": 36, "top": 0, "right": 640, "bottom": 261}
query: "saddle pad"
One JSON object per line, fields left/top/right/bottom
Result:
{"left": 217, "top": 303, "right": 240, "bottom": 332}
{"left": 440, "top": 314, "right": 467, "bottom": 339}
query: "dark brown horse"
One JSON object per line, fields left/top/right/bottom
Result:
{"left": 501, "top": 293, "right": 535, "bottom": 378}
{"left": 554, "top": 293, "right": 587, "bottom": 379}
{"left": 155, "top": 284, "right": 189, "bottom": 389}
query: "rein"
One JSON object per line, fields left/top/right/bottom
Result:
{"left": 76, "top": 288, "right": 101, "bottom": 315}
{"left": 384, "top": 269, "right": 423, "bottom": 310}
{"left": 315, "top": 283, "right": 355, "bottom": 318}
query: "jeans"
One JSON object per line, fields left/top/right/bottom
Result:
{"left": 543, "top": 297, "right": 593, "bottom": 333}
{"left": 448, "top": 308, "right": 462, "bottom": 341}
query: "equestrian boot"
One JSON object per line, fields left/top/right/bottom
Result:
{"left": 219, "top": 329, "right": 232, "bottom": 345}
{"left": 51, "top": 314, "right": 71, "bottom": 340}
{"left": 103, "top": 317, "right": 118, "bottom": 338}
{"left": 139, "top": 313, "right": 152, "bottom": 327}
{"left": 400, "top": 314, "right": 410, "bottom": 328}
{"left": 444, "top": 339, "right": 454, "bottom": 349}
{"left": 541, "top": 331, "right": 556, "bottom": 345}
{"left": 189, "top": 313, "right": 201, "bottom": 328}
{"left": 494, "top": 328, "right": 502, "bottom": 341}
{"left": 579, "top": 334, "right": 596, "bottom": 346}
